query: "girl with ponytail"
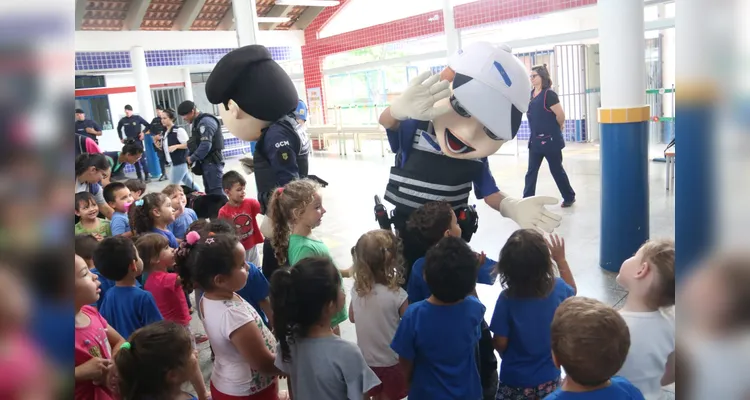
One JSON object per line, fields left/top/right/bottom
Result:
{"left": 174, "top": 231, "right": 283, "bottom": 400}
{"left": 114, "top": 321, "right": 199, "bottom": 400}
{"left": 267, "top": 179, "right": 349, "bottom": 333}
{"left": 270, "top": 256, "right": 380, "bottom": 399}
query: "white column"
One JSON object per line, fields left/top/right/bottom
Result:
{"left": 443, "top": 0, "right": 461, "bottom": 56}
{"left": 233, "top": 0, "right": 260, "bottom": 47}
{"left": 597, "top": 0, "right": 645, "bottom": 109}
{"left": 130, "top": 46, "right": 154, "bottom": 121}
{"left": 182, "top": 68, "right": 194, "bottom": 102}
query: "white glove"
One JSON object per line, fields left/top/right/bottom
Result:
{"left": 389, "top": 71, "right": 452, "bottom": 121}
{"left": 259, "top": 214, "right": 274, "bottom": 238}
{"left": 499, "top": 196, "right": 562, "bottom": 233}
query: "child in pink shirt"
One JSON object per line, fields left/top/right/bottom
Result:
{"left": 137, "top": 233, "right": 210, "bottom": 400}
{"left": 74, "top": 254, "right": 126, "bottom": 400}
{"left": 218, "top": 171, "right": 263, "bottom": 266}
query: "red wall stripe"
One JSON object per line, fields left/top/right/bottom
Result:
{"left": 75, "top": 82, "right": 186, "bottom": 97}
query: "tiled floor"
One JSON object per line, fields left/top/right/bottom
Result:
{"left": 141, "top": 140, "right": 675, "bottom": 398}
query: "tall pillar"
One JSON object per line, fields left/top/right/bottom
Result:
{"left": 130, "top": 46, "right": 161, "bottom": 177}
{"left": 182, "top": 68, "right": 194, "bottom": 102}
{"left": 233, "top": 0, "right": 260, "bottom": 47}
{"left": 443, "top": 0, "right": 461, "bottom": 56}
{"left": 597, "top": 0, "right": 649, "bottom": 272}
{"left": 674, "top": 0, "right": 715, "bottom": 280}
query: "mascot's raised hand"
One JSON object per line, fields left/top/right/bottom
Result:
{"left": 389, "top": 71, "right": 453, "bottom": 121}
{"left": 499, "top": 196, "right": 562, "bottom": 233}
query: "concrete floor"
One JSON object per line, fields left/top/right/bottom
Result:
{"left": 141, "top": 140, "right": 675, "bottom": 398}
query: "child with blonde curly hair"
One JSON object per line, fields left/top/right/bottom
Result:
{"left": 349, "top": 229, "right": 409, "bottom": 400}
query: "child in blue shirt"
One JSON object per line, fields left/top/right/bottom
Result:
{"left": 129, "top": 192, "right": 178, "bottom": 248}
{"left": 103, "top": 181, "right": 134, "bottom": 237}
{"left": 491, "top": 230, "right": 577, "bottom": 399}
{"left": 391, "top": 236, "right": 485, "bottom": 400}
{"left": 94, "top": 236, "right": 163, "bottom": 339}
{"left": 163, "top": 184, "right": 198, "bottom": 240}
{"left": 546, "top": 297, "right": 645, "bottom": 400}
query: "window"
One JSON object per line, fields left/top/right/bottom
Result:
{"left": 75, "top": 75, "right": 105, "bottom": 89}
{"left": 75, "top": 95, "right": 114, "bottom": 130}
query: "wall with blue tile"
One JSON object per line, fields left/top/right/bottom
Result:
{"left": 75, "top": 46, "right": 293, "bottom": 72}
{"left": 516, "top": 119, "right": 586, "bottom": 142}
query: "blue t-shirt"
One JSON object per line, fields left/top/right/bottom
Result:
{"left": 490, "top": 277, "right": 575, "bottom": 387}
{"left": 544, "top": 377, "right": 645, "bottom": 400}
{"left": 391, "top": 296, "right": 485, "bottom": 400}
{"left": 152, "top": 228, "right": 179, "bottom": 249}
{"left": 98, "top": 286, "right": 163, "bottom": 339}
{"left": 386, "top": 118, "right": 499, "bottom": 199}
{"left": 235, "top": 262, "right": 270, "bottom": 326}
{"left": 110, "top": 211, "right": 131, "bottom": 236}
{"left": 407, "top": 256, "right": 498, "bottom": 304}
{"left": 167, "top": 208, "right": 197, "bottom": 240}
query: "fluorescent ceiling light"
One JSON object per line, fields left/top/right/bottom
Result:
{"left": 257, "top": 17, "right": 292, "bottom": 23}
{"left": 274, "top": 0, "right": 340, "bottom": 6}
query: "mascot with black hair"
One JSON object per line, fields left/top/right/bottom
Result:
{"left": 204, "top": 45, "right": 319, "bottom": 279}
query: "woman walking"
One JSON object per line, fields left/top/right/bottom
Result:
{"left": 161, "top": 109, "right": 202, "bottom": 191}
{"left": 523, "top": 64, "right": 576, "bottom": 207}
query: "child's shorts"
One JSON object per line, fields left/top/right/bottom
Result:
{"left": 246, "top": 245, "right": 261, "bottom": 267}
{"left": 495, "top": 377, "right": 560, "bottom": 400}
{"left": 367, "top": 364, "right": 408, "bottom": 400}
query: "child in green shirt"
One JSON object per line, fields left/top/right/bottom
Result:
{"left": 268, "top": 179, "right": 348, "bottom": 333}
{"left": 75, "top": 192, "right": 112, "bottom": 240}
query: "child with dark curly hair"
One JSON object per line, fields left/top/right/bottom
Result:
{"left": 490, "top": 229, "right": 577, "bottom": 399}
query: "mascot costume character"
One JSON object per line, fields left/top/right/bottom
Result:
{"left": 377, "top": 42, "right": 564, "bottom": 400}
{"left": 204, "top": 45, "right": 323, "bottom": 279}
{"left": 377, "top": 41, "right": 563, "bottom": 276}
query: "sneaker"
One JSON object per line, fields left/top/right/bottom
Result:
{"left": 194, "top": 333, "right": 209, "bottom": 344}
{"left": 144, "top": 176, "right": 152, "bottom": 183}
{"left": 561, "top": 199, "right": 576, "bottom": 208}
{"left": 158, "top": 174, "right": 168, "bottom": 182}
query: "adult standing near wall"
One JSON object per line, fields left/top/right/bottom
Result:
{"left": 177, "top": 100, "right": 224, "bottom": 196}
{"left": 522, "top": 65, "right": 576, "bottom": 207}
{"left": 117, "top": 105, "right": 152, "bottom": 183}
{"left": 75, "top": 108, "right": 102, "bottom": 144}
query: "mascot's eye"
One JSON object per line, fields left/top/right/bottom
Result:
{"left": 483, "top": 126, "right": 502, "bottom": 141}
{"left": 450, "top": 95, "right": 471, "bottom": 118}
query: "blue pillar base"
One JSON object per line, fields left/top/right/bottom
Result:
{"left": 600, "top": 121, "right": 650, "bottom": 272}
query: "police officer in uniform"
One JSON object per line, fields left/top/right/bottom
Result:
{"left": 75, "top": 108, "right": 102, "bottom": 143}
{"left": 116, "top": 104, "right": 152, "bottom": 182}
{"left": 177, "top": 100, "right": 224, "bottom": 196}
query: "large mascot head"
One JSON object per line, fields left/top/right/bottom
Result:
{"left": 433, "top": 42, "right": 531, "bottom": 159}
{"left": 205, "top": 45, "right": 299, "bottom": 142}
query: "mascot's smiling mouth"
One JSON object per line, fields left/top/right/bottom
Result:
{"left": 444, "top": 129, "right": 475, "bottom": 154}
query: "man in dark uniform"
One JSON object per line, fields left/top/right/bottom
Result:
{"left": 116, "top": 104, "right": 152, "bottom": 183}
{"left": 177, "top": 100, "right": 224, "bottom": 196}
{"left": 203, "top": 45, "right": 311, "bottom": 279}
{"left": 150, "top": 105, "right": 168, "bottom": 181}
{"left": 75, "top": 108, "right": 102, "bottom": 143}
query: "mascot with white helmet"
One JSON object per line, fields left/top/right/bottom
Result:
{"left": 377, "top": 42, "right": 562, "bottom": 273}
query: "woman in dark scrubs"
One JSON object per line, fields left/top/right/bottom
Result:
{"left": 103, "top": 139, "right": 145, "bottom": 182}
{"left": 523, "top": 64, "right": 576, "bottom": 207}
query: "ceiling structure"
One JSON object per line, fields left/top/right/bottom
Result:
{"left": 75, "top": 0, "right": 334, "bottom": 31}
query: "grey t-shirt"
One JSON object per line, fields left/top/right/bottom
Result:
{"left": 274, "top": 335, "right": 380, "bottom": 400}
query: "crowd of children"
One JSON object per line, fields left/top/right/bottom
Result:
{"left": 74, "top": 160, "right": 676, "bottom": 400}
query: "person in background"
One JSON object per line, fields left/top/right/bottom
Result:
{"left": 74, "top": 192, "right": 112, "bottom": 239}
{"left": 103, "top": 139, "right": 145, "bottom": 182}
{"left": 75, "top": 153, "right": 114, "bottom": 219}
{"left": 177, "top": 101, "right": 224, "bottom": 196}
{"left": 117, "top": 105, "right": 152, "bottom": 183}
{"left": 616, "top": 240, "right": 675, "bottom": 400}
{"left": 272, "top": 256, "right": 380, "bottom": 399}
{"left": 75, "top": 134, "right": 102, "bottom": 156}
{"left": 75, "top": 108, "right": 102, "bottom": 143}
{"left": 218, "top": 171, "right": 263, "bottom": 266}
{"left": 490, "top": 231, "right": 576, "bottom": 399}
{"left": 523, "top": 64, "right": 576, "bottom": 208}
{"left": 294, "top": 99, "right": 308, "bottom": 126}
{"left": 546, "top": 297, "right": 644, "bottom": 400}
{"left": 150, "top": 105, "right": 169, "bottom": 182}
{"left": 104, "top": 182, "right": 134, "bottom": 238}
{"left": 124, "top": 179, "right": 146, "bottom": 202}
{"left": 164, "top": 184, "right": 198, "bottom": 240}
{"left": 95, "top": 236, "right": 163, "bottom": 340}
{"left": 162, "top": 108, "right": 201, "bottom": 191}
{"left": 114, "top": 321, "right": 204, "bottom": 400}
